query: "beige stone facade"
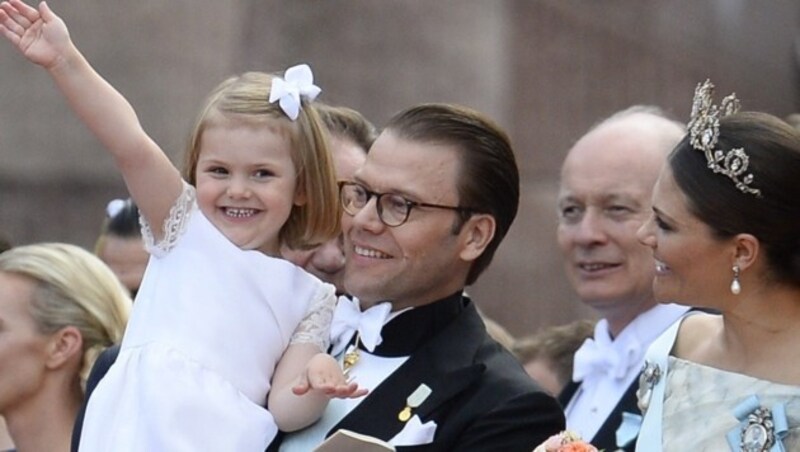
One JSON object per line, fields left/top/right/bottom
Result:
{"left": 1, "top": 1, "right": 798, "bottom": 336}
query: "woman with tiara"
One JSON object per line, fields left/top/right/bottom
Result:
{"left": 635, "top": 80, "right": 800, "bottom": 451}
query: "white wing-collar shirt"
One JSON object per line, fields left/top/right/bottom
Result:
{"left": 564, "top": 303, "right": 688, "bottom": 440}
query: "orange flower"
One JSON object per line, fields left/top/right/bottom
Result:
{"left": 533, "top": 430, "right": 599, "bottom": 452}
{"left": 560, "top": 441, "right": 598, "bottom": 452}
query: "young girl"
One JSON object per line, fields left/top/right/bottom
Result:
{"left": 0, "top": 1, "right": 364, "bottom": 450}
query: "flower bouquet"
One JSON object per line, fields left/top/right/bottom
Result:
{"left": 533, "top": 430, "right": 599, "bottom": 452}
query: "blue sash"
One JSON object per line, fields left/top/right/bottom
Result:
{"left": 633, "top": 315, "right": 687, "bottom": 451}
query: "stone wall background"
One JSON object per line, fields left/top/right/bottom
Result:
{"left": 1, "top": 0, "right": 798, "bottom": 336}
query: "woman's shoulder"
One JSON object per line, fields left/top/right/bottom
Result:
{"left": 673, "top": 311, "right": 721, "bottom": 359}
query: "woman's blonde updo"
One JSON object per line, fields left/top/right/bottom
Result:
{"left": 0, "top": 243, "right": 131, "bottom": 390}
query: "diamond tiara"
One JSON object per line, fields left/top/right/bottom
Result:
{"left": 687, "top": 79, "right": 761, "bottom": 197}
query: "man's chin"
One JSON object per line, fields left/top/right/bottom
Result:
{"left": 342, "top": 280, "right": 376, "bottom": 304}
{"left": 578, "top": 291, "right": 626, "bottom": 309}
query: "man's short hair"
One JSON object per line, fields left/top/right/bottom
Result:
{"left": 385, "top": 104, "right": 520, "bottom": 285}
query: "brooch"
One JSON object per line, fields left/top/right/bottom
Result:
{"left": 635, "top": 361, "right": 661, "bottom": 414}
{"left": 741, "top": 407, "right": 775, "bottom": 452}
{"left": 726, "top": 395, "right": 788, "bottom": 452}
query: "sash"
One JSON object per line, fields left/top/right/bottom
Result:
{"left": 633, "top": 315, "right": 687, "bottom": 451}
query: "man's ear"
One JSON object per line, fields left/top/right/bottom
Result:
{"left": 459, "top": 214, "right": 496, "bottom": 262}
{"left": 45, "top": 326, "right": 83, "bottom": 370}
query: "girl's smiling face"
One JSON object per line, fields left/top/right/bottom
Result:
{"left": 194, "top": 119, "right": 304, "bottom": 256}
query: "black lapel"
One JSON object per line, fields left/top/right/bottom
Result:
{"left": 589, "top": 379, "right": 640, "bottom": 452}
{"left": 329, "top": 302, "right": 486, "bottom": 441}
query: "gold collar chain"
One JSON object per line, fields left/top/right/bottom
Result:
{"left": 342, "top": 333, "right": 361, "bottom": 375}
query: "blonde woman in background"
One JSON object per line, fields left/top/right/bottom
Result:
{"left": 0, "top": 243, "right": 131, "bottom": 452}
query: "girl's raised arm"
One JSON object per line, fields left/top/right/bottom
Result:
{"left": 0, "top": 0, "right": 182, "bottom": 231}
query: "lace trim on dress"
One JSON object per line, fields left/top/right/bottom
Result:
{"left": 289, "top": 283, "right": 336, "bottom": 352}
{"left": 140, "top": 182, "right": 196, "bottom": 258}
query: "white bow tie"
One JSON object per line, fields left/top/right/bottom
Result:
{"left": 572, "top": 321, "right": 641, "bottom": 384}
{"left": 329, "top": 297, "right": 392, "bottom": 356}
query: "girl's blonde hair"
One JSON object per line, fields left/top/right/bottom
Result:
{"left": 0, "top": 243, "right": 131, "bottom": 391}
{"left": 182, "top": 71, "right": 340, "bottom": 249}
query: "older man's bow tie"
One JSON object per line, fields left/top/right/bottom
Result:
{"left": 329, "top": 297, "right": 392, "bottom": 356}
{"left": 572, "top": 321, "right": 641, "bottom": 384}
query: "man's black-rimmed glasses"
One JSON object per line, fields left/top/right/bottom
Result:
{"left": 339, "top": 181, "right": 476, "bottom": 227}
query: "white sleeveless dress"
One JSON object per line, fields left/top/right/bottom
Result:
{"left": 79, "top": 184, "right": 335, "bottom": 451}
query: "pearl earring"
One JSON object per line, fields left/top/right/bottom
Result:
{"left": 731, "top": 265, "right": 742, "bottom": 295}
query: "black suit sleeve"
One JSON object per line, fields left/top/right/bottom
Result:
{"left": 443, "top": 391, "right": 565, "bottom": 452}
{"left": 70, "top": 344, "right": 121, "bottom": 452}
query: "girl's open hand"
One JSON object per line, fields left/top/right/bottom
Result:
{"left": 0, "top": 0, "right": 71, "bottom": 69}
{"left": 292, "top": 353, "right": 369, "bottom": 399}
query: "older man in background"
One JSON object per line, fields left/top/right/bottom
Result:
{"left": 556, "top": 106, "right": 689, "bottom": 451}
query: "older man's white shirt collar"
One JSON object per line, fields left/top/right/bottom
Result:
{"left": 565, "top": 303, "right": 689, "bottom": 441}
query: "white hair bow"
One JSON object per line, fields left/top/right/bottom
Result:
{"left": 268, "top": 63, "right": 321, "bottom": 120}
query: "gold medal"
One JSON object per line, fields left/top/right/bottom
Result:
{"left": 397, "top": 383, "right": 433, "bottom": 423}
{"left": 398, "top": 407, "right": 412, "bottom": 422}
